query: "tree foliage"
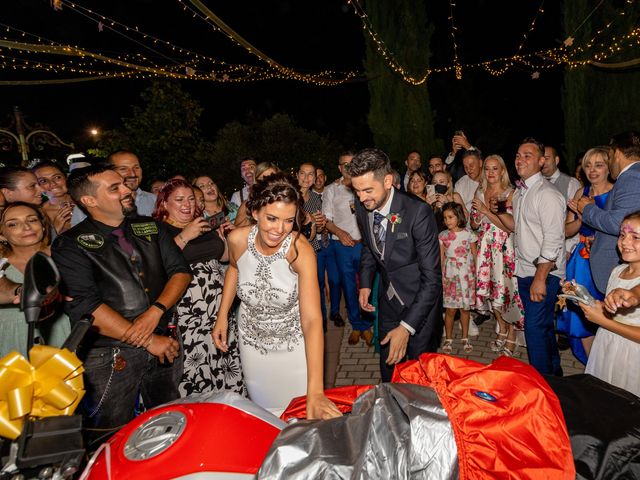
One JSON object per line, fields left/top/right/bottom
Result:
{"left": 94, "top": 82, "right": 340, "bottom": 195}
{"left": 362, "top": 0, "right": 443, "bottom": 166}
{"left": 562, "top": 2, "right": 640, "bottom": 167}
{"left": 207, "top": 113, "right": 341, "bottom": 196}
{"left": 96, "top": 80, "right": 213, "bottom": 182}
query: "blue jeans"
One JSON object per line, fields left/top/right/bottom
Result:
{"left": 331, "top": 240, "right": 371, "bottom": 331}
{"left": 316, "top": 242, "right": 342, "bottom": 326}
{"left": 81, "top": 345, "right": 182, "bottom": 433}
{"left": 518, "top": 275, "right": 563, "bottom": 376}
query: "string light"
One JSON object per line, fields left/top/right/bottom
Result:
{"left": 349, "top": 0, "right": 638, "bottom": 82}
{"left": 447, "top": 0, "right": 462, "bottom": 79}
{"left": 516, "top": 0, "right": 546, "bottom": 55}
{"left": 179, "top": 0, "right": 358, "bottom": 86}
{"left": 0, "top": 2, "right": 636, "bottom": 86}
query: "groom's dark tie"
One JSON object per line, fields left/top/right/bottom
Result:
{"left": 373, "top": 211, "right": 386, "bottom": 252}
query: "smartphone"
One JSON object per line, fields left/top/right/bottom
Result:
{"left": 434, "top": 184, "right": 448, "bottom": 195}
{"left": 208, "top": 211, "right": 225, "bottom": 229}
{"left": 426, "top": 184, "right": 436, "bottom": 197}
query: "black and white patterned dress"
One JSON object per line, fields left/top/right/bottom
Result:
{"left": 167, "top": 225, "right": 245, "bottom": 397}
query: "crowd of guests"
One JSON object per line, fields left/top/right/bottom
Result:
{"left": 0, "top": 129, "right": 639, "bottom": 446}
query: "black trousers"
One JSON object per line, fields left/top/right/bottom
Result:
{"left": 377, "top": 291, "right": 443, "bottom": 382}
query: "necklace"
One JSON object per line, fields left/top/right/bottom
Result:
{"left": 164, "top": 217, "right": 188, "bottom": 229}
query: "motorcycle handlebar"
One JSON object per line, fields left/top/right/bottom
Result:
{"left": 62, "top": 314, "right": 94, "bottom": 353}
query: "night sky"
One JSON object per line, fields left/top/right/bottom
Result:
{"left": 0, "top": 0, "right": 569, "bottom": 163}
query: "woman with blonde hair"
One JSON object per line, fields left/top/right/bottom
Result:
{"left": 559, "top": 147, "right": 614, "bottom": 364}
{"left": 192, "top": 176, "right": 236, "bottom": 222}
{"left": 470, "top": 154, "right": 525, "bottom": 356}
{"left": 428, "top": 170, "right": 466, "bottom": 231}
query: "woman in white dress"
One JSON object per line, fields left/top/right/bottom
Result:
{"left": 212, "top": 173, "right": 341, "bottom": 419}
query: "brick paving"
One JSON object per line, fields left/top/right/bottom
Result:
{"left": 332, "top": 315, "right": 585, "bottom": 387}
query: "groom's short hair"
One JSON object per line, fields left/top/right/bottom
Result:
{"left": 348, "top": 148, "right": 392, "bottom": 181}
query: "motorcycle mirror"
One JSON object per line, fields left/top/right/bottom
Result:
{"left": 21, "top": 252, "right": 61, "bottom": 326}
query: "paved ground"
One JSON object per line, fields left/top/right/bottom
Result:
{"left": 324, "top": 313, "right": 585, "bottom": 388}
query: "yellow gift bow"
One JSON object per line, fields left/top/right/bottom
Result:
{"left": 0, "top": 345, "right": 85, "bottom": 440}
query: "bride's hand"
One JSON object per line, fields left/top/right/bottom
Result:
{"left": 306, "top": 392, "right": 342, "bottom": 420}
{"left": 212, "top": 316, "right": 229, "bottom": 352}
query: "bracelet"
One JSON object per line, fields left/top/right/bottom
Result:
{"left": 178, "top": 233, "right": 188, "bottom": 246}
{"left": 152, "top": 301, "right": 167, "bottom": 313}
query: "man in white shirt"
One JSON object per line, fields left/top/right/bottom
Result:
{"left": 494, "top": 138, "right": 566, "bottom": 376}
{"left": 323, "top": 152, "right": 372, "bottom": 345}
{"left": 229, "top": 157, "right": 256, "bottom": 208}
{"left": 543, "top": 145, "right": 582, "bottom": 257}
{"left": 454, "top": 149, "right": 483, "bottom": 215}
{"left": 542, "top": 146, "right": 582, "bottom": 201}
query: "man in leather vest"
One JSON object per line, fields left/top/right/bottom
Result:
{"left": 51, "top": 164, "right": 191, "bottom": 443}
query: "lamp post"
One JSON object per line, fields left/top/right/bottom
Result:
{"left": 0, "top": 106, "right": 74, "bottom": 166}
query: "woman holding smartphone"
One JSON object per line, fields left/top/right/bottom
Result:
{"left": 153, "top": 179, "right": 244, "bottom": 397}
{"left": 428, "top": 171, "right": 466, "bottom": 232}
{"left": 470, "top": 155, "right": 524, "bottom": 357}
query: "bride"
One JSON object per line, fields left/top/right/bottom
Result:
{"left": 212, "top": 173, "right": 341, "bottom": 419}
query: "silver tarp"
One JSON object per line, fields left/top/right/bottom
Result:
{"left": 258, "top": 383, "right": 459, "bottom": 479}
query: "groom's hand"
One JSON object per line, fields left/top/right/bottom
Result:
{"left": 381, "top": 325, "right": 410, "bottom": 365}
{"left": 359, "top": 288, "right": 375, "bottom": 312}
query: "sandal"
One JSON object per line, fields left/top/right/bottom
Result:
{"left": 490, "top": 331, "right": 508, "bottom": 352}
{"left": 461, "top": 338, "right": 473, "bottom": 354}
{"left": 442, "top": 338, "right": 453, "bottom": 354}
{"left": 502, "top": 340, "right": 519, "bottom": 358}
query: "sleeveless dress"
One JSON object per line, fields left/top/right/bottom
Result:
{"left": 473, "top": 194, "right": 525, "bottom": 328}
{"left": 0, "top": 264, "right": 70, "bottom": 358}
{"left": 236, "top": 226, "right": 307, "bottom": 415}
{"left": 557, "top": 187, "right": 610, "bottom": 364}
{"left": 585, "top": 264, "right": 640, "bottom": 397}
{"left": 439, "top": 228, "right": 477, "bottom": 309}
{"left": 171, "top": 227, "right": 245, "bottom": 397}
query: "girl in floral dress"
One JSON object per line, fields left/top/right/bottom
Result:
{"left": 470, "top": 155, "right": 525, "bottom": 357}
{"left": 439, "top": 202, "right": 477, "bottom": 354}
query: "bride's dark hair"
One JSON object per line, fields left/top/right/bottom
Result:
{"left": 247, "top": 172, "right": 305, "bottom": 264}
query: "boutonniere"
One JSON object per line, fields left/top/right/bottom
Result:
{"left": 386, "top": 213, "right": 402, "bottom": 232}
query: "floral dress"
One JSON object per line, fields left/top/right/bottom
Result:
{"left": 167, "top": 226, "right": 245, "bottom": 397}
{"left": 473, "top": 202, "right": 525, "bottom": 328}
{"left": 439, "top": 228, "right": 477, "bottom": 310}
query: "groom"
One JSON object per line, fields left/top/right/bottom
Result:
{"left": 350, "top": 148, "right": 443, "bottom": 382}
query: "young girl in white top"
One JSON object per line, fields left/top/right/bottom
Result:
{"left": 579, "top": 211, "right": 640, "bottom": 397}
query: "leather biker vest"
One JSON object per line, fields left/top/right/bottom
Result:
{"left": 71, "top": 218, "right": 170, "bottom": 323}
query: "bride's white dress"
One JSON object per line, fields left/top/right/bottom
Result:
{"left": 236, "top": 226, "right": 307, "bottom": 415}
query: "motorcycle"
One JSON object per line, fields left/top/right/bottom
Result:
{"left": 0, "top": 252, "right": 92, "bottom": 480}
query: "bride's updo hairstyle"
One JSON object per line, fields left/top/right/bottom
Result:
{"left": 246, "top": 172, "right": 305, "bottom": 230}
{"left": 247, "top": 172, "right": 305, "bottom": 265}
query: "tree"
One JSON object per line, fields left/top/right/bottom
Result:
{"left": 97, "top": 80, "right": 213, "bottom": 181}
{"left": 362, "top": 0, "right": 443, "bottom": 166}
{"left": 562, "top": 2, "right": 640, "bottom": 168}
{"left": 208, "top": 113, "right": 341, "bottom": 196}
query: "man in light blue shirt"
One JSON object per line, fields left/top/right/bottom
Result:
{"left": 71, "top": 150, "right": 156, "bottom": 225}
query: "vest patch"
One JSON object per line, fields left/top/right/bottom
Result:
{"left": 77, "top": 233, "right": 104, "bottom": 249}
{"left": 131, "top": 222, "right": 158, "bottom": 237}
